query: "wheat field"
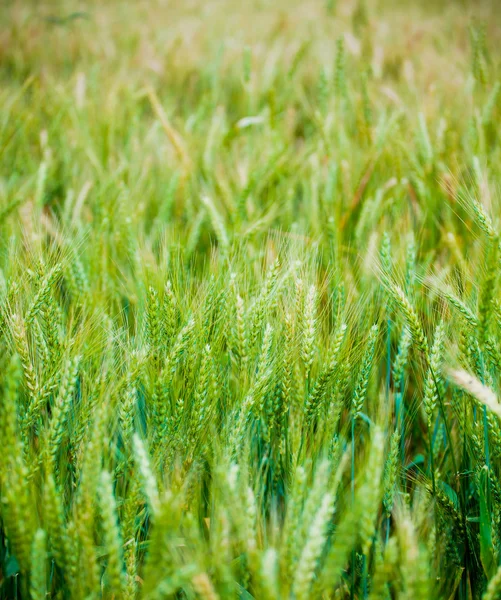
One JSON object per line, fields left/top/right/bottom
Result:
{"left": 1, "top": 0, "right": 501, "bottom": 598}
